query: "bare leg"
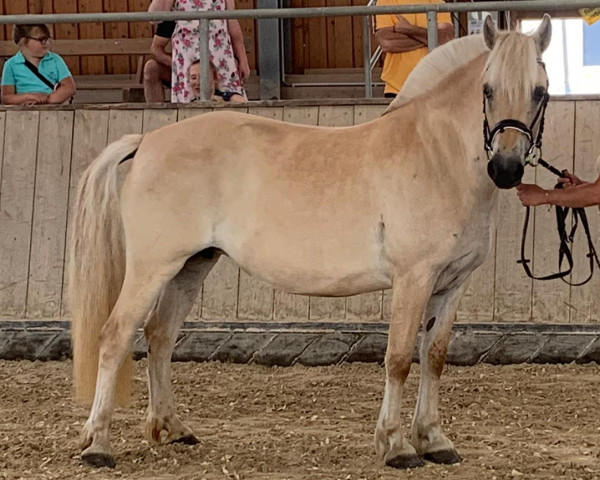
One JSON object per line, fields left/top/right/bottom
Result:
{"left": 375, "top": 272, "right": 434, "bottom": 469}
{"left": 144, "top": 253, "right": 219, "bottom": 444}
{"left": 79, "top": 258, "right": 184, "bottom": 468}
{"left": 143, "top": 59, "right": 170, "bottom": 103}
{"left": 411, "top": 283, "right": 467, "bottom": 464}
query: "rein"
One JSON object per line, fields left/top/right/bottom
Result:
{"left": 518, "top": 160, "right": 600, "bottom": 286}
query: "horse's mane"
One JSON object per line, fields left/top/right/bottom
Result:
{"left": 384, "top": 34, "right": 489, "bottom": 114}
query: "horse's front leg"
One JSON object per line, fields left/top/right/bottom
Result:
{"left": 411, "top": 281, "right": 468, "bottom": 464}
{"left": 375, "top": 272, "right": 434, "bottom": 469}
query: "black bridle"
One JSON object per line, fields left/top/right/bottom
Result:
{"left": 482, "top": 90, "right": 549, "bottom": 164}
{"left": 482, "top": 89, "right": 600, "bottom": 286}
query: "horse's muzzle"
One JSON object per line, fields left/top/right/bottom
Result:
{"left": 487, "top": 155, "right": 524, "bottom": 189}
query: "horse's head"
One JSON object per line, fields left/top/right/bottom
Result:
{"left": 482, "top": 14, "right": 551, "bottom": 189}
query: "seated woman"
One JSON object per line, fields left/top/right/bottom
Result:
{"left": 188, "top": 60, "right": 246, "bottom": 103}
{"left": 1, "top": 24, "right": 76, "bottom": 105}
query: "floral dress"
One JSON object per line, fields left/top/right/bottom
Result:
{"left": 171, "top": 0, "right": 245, "bottom": 102}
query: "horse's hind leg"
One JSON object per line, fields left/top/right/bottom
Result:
{"left": 411, "top": 282, "right": 468, "bottom": 465}
{"left": 375, "top": 272, "right": 434, "bottom": 470}
{"left": 144, "top": 252, "right": 219, "bottom": 445}
{"left": 80, "top": 256, "right": 185, "bottom": 468}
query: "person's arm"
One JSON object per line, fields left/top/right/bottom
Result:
{"left": 390, "top": 14, "right": 454, "bottom": 47}
{"left": 148, "top": 0, "right": 174, "bottom": 12}
{"left": 375, "top": 27, "right": 425, "bottom": 53}
{"left": 516, "top": 174, "right": 600, "bottom": 208}
{"left": 225, "top": 0, "right": 250, "bottom": 82}
{"left": 47, "top": 76, "right": 76, "bottom": 104}
{"left": 1, "top": 85, "right": 48, "bottom": 105}
{"left": 150, "top": 36, "right": 172, "bottom": 67}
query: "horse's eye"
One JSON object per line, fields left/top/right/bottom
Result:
{"left": 483, "top": 84, "right": 493, "bottom": 100}
{"left": 533, "top": 86, "right": 547, "bottom": 103}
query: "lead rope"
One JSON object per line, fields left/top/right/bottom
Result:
{"left": 518, "top": 159, "right": 600, "bottom": 286}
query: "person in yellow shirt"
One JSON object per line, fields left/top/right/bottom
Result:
{"left": 375, "top": 0, "right": 455, "bottom": 97}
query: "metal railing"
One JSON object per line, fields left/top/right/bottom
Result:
{"left": 1, "top": 0, "right": 600, "bottom": 100}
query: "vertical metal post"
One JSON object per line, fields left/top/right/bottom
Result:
{"left": 452, "top": 0, "right": 460, "bottom": 38}
{"left": 199, "top": 18, "right": 211, "bottom": 101}
{"left": 427, "top": 10, "right": 438, "bottom": 52}
{"left": 257, "top": 0, "right": 281, "bottom": 100}
{"left": 363, "top": 11, "right": 373, "bottom": 98}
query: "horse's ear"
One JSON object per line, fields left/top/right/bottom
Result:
{"left": 533, "top": 14, "right": 552, "bottom": 53}
{"left": 483, "top": 15, "right": 497, "bottom": 50}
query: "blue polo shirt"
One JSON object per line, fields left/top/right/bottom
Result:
{"left": 1, "top": 51, "right": 72, "bottom": 94}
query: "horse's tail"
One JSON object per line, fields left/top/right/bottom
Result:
{"left": 70, "top": 134, "right": 143, "bottom": 406}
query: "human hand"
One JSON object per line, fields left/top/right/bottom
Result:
{"left": 26, "top": 93, "right": 49, "bottom": 104}
{"left": 393, "top": 14, "right": 412, "bottom": 32}
{"left": 238, "top": 60, "right": 250, "bottom": 83}
{"left": 516, "top": 183, "right": 548, "bottom": 206}
{"left": 557, "top": 169, "right": 585, "bottom": 189}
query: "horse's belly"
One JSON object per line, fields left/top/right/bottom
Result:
{"left": 221, "top": 236, "right": 391, "bottom": 296}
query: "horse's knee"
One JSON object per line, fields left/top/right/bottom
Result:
{"left": 386, "top": 352, "right": 412, "bottom": 381}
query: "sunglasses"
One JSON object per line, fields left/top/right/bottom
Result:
{"left": 27, "top": 36, "right": 51, "bottom": 45}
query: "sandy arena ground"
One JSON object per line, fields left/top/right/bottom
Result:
{"left": 0, "top": 360, "right": 599, "bottom": 480}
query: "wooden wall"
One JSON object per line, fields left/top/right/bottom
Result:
{"left": 0, "top": 99, "right": 599, "bottom": 324}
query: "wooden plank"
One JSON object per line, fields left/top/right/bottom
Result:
{"left": 107, "top": 109, "right": 144, "bottom": 143}
{"left": 128, "top": 0, "right": 153, "bottom": 74}
{"left": 494, "top": 169, "right": 535, "bottom": 322}
{"left": 0, "top": 38, "right": 155, "bottom": 57}
{"left": 142, "top": 109, "right": 178, "bottom": 133}
{"left": 201, "top": 256, "right": 240, "bottom": 320}
{"left": 326, "top": 0, "right": 354, "bottom": 69}
{"left": 304, "top": 0, "right": 328, "bottom": 69}
{"left": 570, "top": 100, "right": 600, "bottom": 323}
{"left": 236, "top": 0, "right": 256, "bottom": 72}
{"left": 290, "top": 0, "right": 305, "bottom": 73}
{"left": 61, "top": 110, "right": 110, "bottom": 317}
{"left": 0, "top": 111, "right": 39, "bottom": 318}
{"left": 26, "top": 111, "right": 74, "bottom": 318}
{"left": 177, "top": 107, "right": 214, "bottom": 121}
{"left": 456, "top": 236, "right": 496, "bottom": 323}
{"left": 352, "top": 0, "right": 366, "bottom": 68}
{"left": 78, "top": 0, "right": 106, "bottom": 75}
{"left": 318, "top": 105, "right": 354, "bottom": 127}
{"left": 3, "top": 0, "right": 27, "bottom": 45}
{"left": 531, "top": 101, "right": 574, "bottom": 323}
{"left": 104, "top": 0, "right": 131, "bottom": 75}
{"left": 353, "top": 104, "right": 386, "bottom": 124}
{"left": 52, "top": 0, "right": 80, "bottom": 75}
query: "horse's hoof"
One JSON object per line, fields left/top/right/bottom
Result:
{"left": 169, "top": 433, "right": 200, "bottom": 445}
{"left": 424, "top": 449, "right": 462, "bottom": 465}
{"left": 386, "top": 454, "right": 425, "bottom": 469}
{"left": 81, "top": 452, "right": 116, "bottom": 469}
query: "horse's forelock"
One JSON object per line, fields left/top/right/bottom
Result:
{"left": 484, "top": 32, "right": 540, "bottom": 103}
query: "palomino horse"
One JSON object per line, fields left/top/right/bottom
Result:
{"left": 70, "top": 15, "right": 551, "bottom": 469}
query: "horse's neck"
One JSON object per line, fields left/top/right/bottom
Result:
{"left": 418, "top": 55, "right": 490, "bottom": 179}
{"left": 405, "top": 54, "right": 498, "bottom": 210}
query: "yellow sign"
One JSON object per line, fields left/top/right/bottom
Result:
{"left": 579, "top": 8, "right": 600, "bottom": 25}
